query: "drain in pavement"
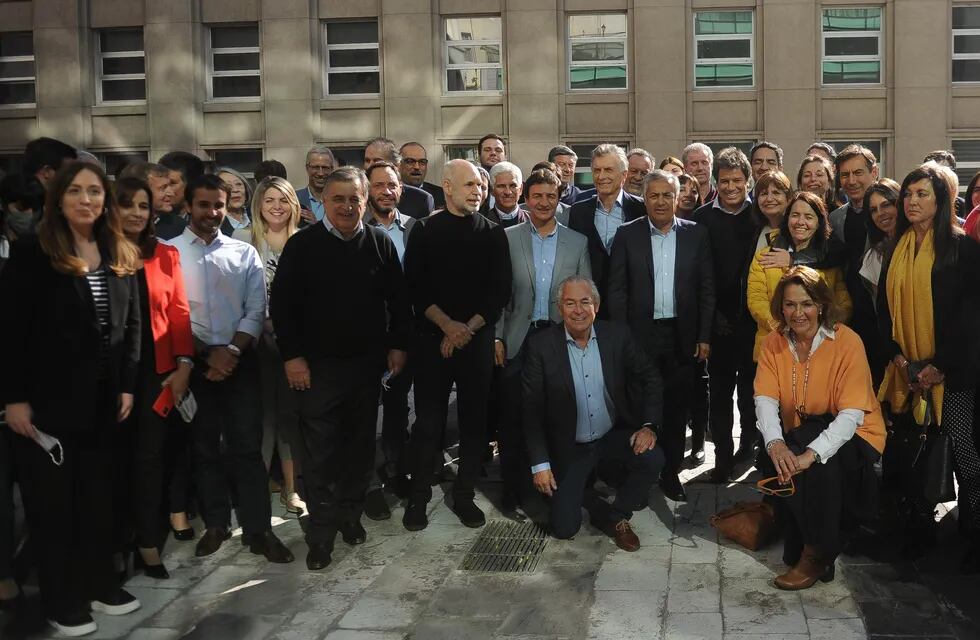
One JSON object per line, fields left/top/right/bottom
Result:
{"left": 459, "top": 520, "right": 548, "bottom": 573}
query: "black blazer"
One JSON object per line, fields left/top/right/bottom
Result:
{"left": 421, "top": 181, "right": 446, "bottom": 210}
{"left": 398, "top": 184, "right": 435, "bottom": 219}
{"left": 607, "top": 217, "right": 715, "bottom": 356}
{"left": 0, "top": 239, "right": 140, "bottom": 435}
{"left": 522, "top": 320, "right": 662, "bottom": 477}
{"left": 876, "top": 233, "right": 980, "bottom": 391}
{"left": 568, "top": 192, "right": 645, "bottom": 311}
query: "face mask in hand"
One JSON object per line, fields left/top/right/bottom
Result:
{"left": 32, "top": 429, "right": 64, "bottom": 466}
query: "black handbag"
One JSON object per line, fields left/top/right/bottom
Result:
{"left": 885, "top": 398, "right": 956, "bottom": 505}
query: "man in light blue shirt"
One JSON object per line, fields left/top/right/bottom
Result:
{"left": 296, "top": 144, "right": 336, "bottom": 225}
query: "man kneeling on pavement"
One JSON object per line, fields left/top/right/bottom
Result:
{"left": 522, "top": 275, "right": 665, "bottom": 551}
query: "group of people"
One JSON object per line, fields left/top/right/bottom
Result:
{"left": 1, "top": 132, "right": 979, "bottom": 636}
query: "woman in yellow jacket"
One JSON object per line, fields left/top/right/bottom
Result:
{"left": 748, "top": 191, "right": 852, "bottom": 360}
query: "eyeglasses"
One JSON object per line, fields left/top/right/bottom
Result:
{"left": 755, "top": 475, "right": 795, "bottom": 497}
{"left": 307, "top": 164, "right": 334, "bottom": 172}
{"left": 403, "top": 158, "right": 429, "bottom": 166}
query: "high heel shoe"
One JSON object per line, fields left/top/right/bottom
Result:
{"left": 171, "top": 526, "right": 195, "bottom": 541}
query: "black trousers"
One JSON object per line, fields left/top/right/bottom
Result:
{"left": 690, "top": 359, "right": 710, "bottom": 454}
{"left": 0, "top": 429, "right": 13, "bottom": 581}
{"left": 550, "top": 429, "right": 665, "bottom": 539}
{"left": 13, "top": 390, "right": 117, "bottom": 619}
{"left": 295, "top": 354, "right": 382, "bottom": 546}
{"left": 634, "top": 320, "right": 694, "bottom": 480}
{"left": 380, "top": 358, "right": 414, "bottom": 471}
{"left": 191, "top": 349, "right": 270, "bottom": 535}
{"left": 410, "top": 328, "right": 494, "bottom": 504}
{"left": 707, "top": 324, "right": 757, "bottom": 466}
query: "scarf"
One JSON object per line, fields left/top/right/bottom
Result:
{"left": 877, "top": 228, "right": 943, "bottom": 425}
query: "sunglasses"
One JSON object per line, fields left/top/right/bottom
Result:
{"left": 756, "top": 475, "right": 795, "bottom": 497}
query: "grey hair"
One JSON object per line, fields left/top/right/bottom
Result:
{"left": 557, "top": 274, "right": 601, "bottom": 306}
{"left": 642, "top": 169, "right": 681, "bottom": 195}
{"left": 627, "top": 148, "right": 655, "bottom": 166}
{"left": 548, "top": 145, "right": 577, "bottom": 161}
{"left": 324, "top": 165, "right": 368, "bottom": 196}
{"left": 591, "top": 144, "right": 628, "bottom": 172}
{"left": 489, "top": 161, "right": 523, "bottom": 185}
{"left": 216, "top": 166, "right": 253, "bottom": 202}
{"left": 682, "top": 143, "right": 714, "bottom": 166}
{"left": 306, "top": 144, "right": 336, "bottom": 164}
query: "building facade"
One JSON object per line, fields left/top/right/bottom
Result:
{"left": 0, "top": 0, "right": 978, "bottom": 188}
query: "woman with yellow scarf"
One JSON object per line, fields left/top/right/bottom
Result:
{"left": 876, "top": 163, "right": 980, "bottom": 573}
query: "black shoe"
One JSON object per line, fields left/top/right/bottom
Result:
{"left": 248, "top": 530, "right": 295, "bottom": 564}
{"left": 48, "top": 610, "right": 98, "bottom": 636}
{"left": 709, "top": 463, "right": 732, "bottom": 484}
{"left": 195, "top": 527, "right": 231, "bottom": 557}
{"left": 91, "top": 589, "right": 141, "bottom": 616}
{"left": 733, "top": 441, "right": 759, "bottom": 466}
{"left": 403, "top": 501, "right": 429, "bottom": 531}
{"left": 134, "top": 552, "right": 170, "bottom": 580}
{"left": 340, "top": 520, "right": 367, "bottom": 546}
{"left": 171, "top": 526, "right": 195, "bottom": 541}
{"left": 364, "top": 489, "right": 391, "bottom": 521}
{"left": 306, "top": 543, "right": 332, "bottom": 571}
{"left": 452, "top": 499, "right": 486, "bottom": 528}
{"left": 685, "top": 449, "right": 706, "bottom": 467}
{"left": 659, "top": 475, "right": 688, "bottom": 502}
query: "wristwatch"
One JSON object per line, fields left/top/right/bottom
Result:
{"left": 176, "top": 356, "right": 195, "bottom": 369}
{"left": 226, "top": 344, "right": 242, "bottom": 357}
{"left": 809, "top": 448, "right": 822, "bottom": 464}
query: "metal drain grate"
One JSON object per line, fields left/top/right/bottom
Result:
{"left": 459, "top": 520, "right": 548, "bottom": 573}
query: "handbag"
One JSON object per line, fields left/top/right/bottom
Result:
{"left": 709, "top": 502, "right": 776, "bottom": 551}
{"left": 886, "top": 397, "right": 955, "bottom": 505}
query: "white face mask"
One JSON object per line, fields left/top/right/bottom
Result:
{"left": 32, "top": 429, "right": 64, "bottom": 466}
{"left": 176, "top": 390, "right": 198, "bottom": 424}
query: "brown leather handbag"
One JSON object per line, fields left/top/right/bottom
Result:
{"left": 709, "top": 501, "right": 776, "bottom": 551}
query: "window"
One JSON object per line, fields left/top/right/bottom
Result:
{"left": 444, "top": 145, "right": 478, "bottom": 163}
{"left": 951, "top": 140, "right": 980, "bottom": 196}
{"left": 694, "top": 11, "right": 754, "bottom": 88}
{"left": 323, "top": 21, "right": 380, "bottom": 96}
{"left": 97, "top": 150, "right": 149, "bottom": 178}
{"left": 444, "top": 17, "right": 502, "bottom": 93}
{"left": 329, "top": 146, "right": 366, "bottom": 167}
{"left": 567, "top": 14, "right": 627, "bottom": 90}
{"left": 703, "top": 140, "right": 756, "bottom": 158}
{"left": 207, "top": 25, "right": 260, "bottom": 100}
{"left": 210, "top": 148, "right": 263, "bottom": 178}
{"left": 821, "top": 7, "right": 882, "bottom": 85}
{"left": 569, "top": 142, "right": 628, "bottom": 188}
{"left": 96, "top": 29, "right": 145, "bottom": 103}
{"left": 953, "top": 5, "right": 980, "bottom": 83}
{"left": 0, "top": 31, "right": 35, "bottom": 106}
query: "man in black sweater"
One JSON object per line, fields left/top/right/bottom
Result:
{"left": 270, "top": 166, "right": 412, "bottom": 571}
{"left": 403, "top": 159, "right": 512, "bottom": 531}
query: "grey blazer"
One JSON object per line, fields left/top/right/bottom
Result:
{"left": 494, "top": 222, "right": 591, "bottom": 357}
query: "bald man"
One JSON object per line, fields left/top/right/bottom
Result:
{"left": 402, "top": 160, "right": 512, "bottom": 531}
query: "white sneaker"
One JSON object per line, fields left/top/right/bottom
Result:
{"left": 91, "top": 589, "right": 141, "bottom": 616}
{"left": 48, "top": 614, "right": 98, "bottom": 637}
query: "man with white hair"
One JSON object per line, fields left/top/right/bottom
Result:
{"left": 297, "top": 144, "right": 336, "bottom": 223}
{"left": 486, "top": 161, "right": 524, "bottom": 228}
{"left": 682, "top": 143, "right": 716, "bottom": 204}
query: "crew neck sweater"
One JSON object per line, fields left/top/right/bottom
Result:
{"left": 691, "top": 201, "right": 758, "bottom": 325}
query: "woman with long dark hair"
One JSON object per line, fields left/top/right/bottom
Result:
{"left": 858, "top": 178, "right": 900, "bottom": 302}
{"left": 0, "top": 161, "right": 142, "bottom": 635}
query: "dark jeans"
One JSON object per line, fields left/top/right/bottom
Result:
{"left": 707, "top": 324, "right": 757, "bottom": 467}
{"left": 690, "top": 358, "right": 710, "bottom": 454}
{"left": 191, "top": 349, "right": 270, "bottom": 535}
{"left": 550, "top": 428, "right": 665, "bottom": 539}
{"left": 0, "top": 429, "right": 13, "bottom": 581}
{"left": 294, "top": 354, "right": 382, "bottom": 546}
{"left": 410, "top": 328, "right": 494, "bottom": 504}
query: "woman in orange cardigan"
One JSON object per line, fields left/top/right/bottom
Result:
{"left": 112, "top": 177, "right": 194, "bottom": 579}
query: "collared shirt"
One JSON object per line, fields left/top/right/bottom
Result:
{"left": 495, "top": 205, "right": 521, "bottom": 222}
{"left": 595, "top": 190, "right": 625, "bottom": 254}
{"left": 225, "top": 211, "right": 251, "bottom": 231}
{"left": 164, "top": 227, "right": 266, "bottom": 345}
{"left": 530, "top": 223, "right": 559, "bottom": 321}
{"left": 372, "top": 209, "right": 410, "bottom": 264}
{"left": 712, "top": 195, "right": 752, "bottom": 216}
{"left": 309, "top": 191, "right": 325, "bottom": 222}
{"left": 649, "top": 217, "right": 678, "bottom": 319}
{"left": 322, "top": 215, "right": 364, "bottom": 242}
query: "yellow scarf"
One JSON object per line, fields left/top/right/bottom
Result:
{"left": 877, "top": 228, "right": 943, "bottom": 425}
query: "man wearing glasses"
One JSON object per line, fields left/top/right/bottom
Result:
{"left": 399, "top": 142, "right": 445, "bottom": 209}
{"left": 297, "top": 144, "right": 336, "bottom": 226}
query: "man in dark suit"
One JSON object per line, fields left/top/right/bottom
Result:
{"left": 523, "top": 275, "right": 664, "bottom": 552}
{"left": 296, "top": 144, "right": 336, "bottom": 226}
{"left": 568, "top": 144, "right": 645, "bottom": 314}
{"left": 485, "top": 162, "right": 525, "bottom": 228}
{"left": 399, "top": 142, "right": 445, "bottom": 209}
{"left": 608, "top": 170, "right": 715, "bottom": 502}
{"left": 364, "top": 137, "right": 434, "bottom": 219}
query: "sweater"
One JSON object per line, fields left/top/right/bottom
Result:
{"left": 691, "top": 201, "right": 758, "bottom": 327}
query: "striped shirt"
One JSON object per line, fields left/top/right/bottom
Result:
{"left": 85, "top": 267, "right": 111, "bottom": 377}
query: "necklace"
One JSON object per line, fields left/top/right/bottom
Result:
{"left": 792, "top": 357, "right": 811, "bottom": 422}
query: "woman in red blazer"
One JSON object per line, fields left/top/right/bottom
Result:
{"left": 112, "top": 177, "right": 194, "bottom": 579}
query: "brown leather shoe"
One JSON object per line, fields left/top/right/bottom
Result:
{"left": 774, "top": 544, "right": 834, "bottom": 590}
{"left": 610, "top": 519, "right": 640, "bottom": 552}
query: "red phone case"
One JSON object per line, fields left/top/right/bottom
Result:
{"left": 153, "top": 386, "right": 175, "bottom": 418}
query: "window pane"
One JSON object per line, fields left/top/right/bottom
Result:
{"left": 102, "top": 151, "right": 148, "bottom": 178}
{"left": 325, "top": 21, "right": 378, "bottom": 45}
{"left": 954, "top": 34, "right": 980, "bottom": 55}
{"left": 211, "top": 26, "right": 258, "bottom": 49}
{"left": 212, "top": 75, "right": 261, "bottom": 98}
{"left": 213, "top": 149, "right": 263, "bottom": 177}
{"left": 328, "top": 49, "right": 378, "bottom": 68}
{"left": 0, "top": 81, "right": 35, "bottom": 104}
{"left": 102, "top": 56, "right": 144, "bottom": 76}
{"left": 213, "top": 52, "right": 260, "bottom": 72}
{"left": 444, "top": 145, "right": 478, "bottom": 162}
{"left": 569, "top": 65, "right": 626, "bottom": 89}
{"left": 824, "top": 36, "right": 878, "bottom": 57}
{"left": 823, "top": 60, "right": 880, "bottom": 83}
{"left": 0, "top": 32, "right": 33, "bottom": 57}
{"left": 695, "top": 11, "right": 752, "bottom": 36}
{"left": 101, "top": 79, "right": 146, "bottom": 101}
{"left": 953, "top": 6, "right": 980, "bottom": 29}
{"left": 695, "top": 63, "right": 753, "bottom": 87}
{"left": 0, "top": 60, "right": 34, "bottom": 78}
{"left": 100, "top": 29, "right": 143, "bottom": 53}
{"left": 447, "top": 44, "right": 500, "bottom": 65}
{"left": 696, "top": 39, "right": 750, "bottom": 60}
{"left": 953, "top": 59, "right": 980, "bottom": 83}
{"left": 447, "top": 67, "right": 502, "bottom": 91}
{"left": 570, "top": 42, "right": 625, "bottom": 62}
{"left": 446, "top": 17, "right": 501, "bottom": 41}
{"left": 822, "top": 8, "right": 881, "bottom": 32}
{"left": 327, "top": 71, "right": 380, "bottom": 94}
{"left": 568, "top": 14, "right": 627, "bottom": 39}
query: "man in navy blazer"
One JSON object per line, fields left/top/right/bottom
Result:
{"left": 364, "top": 137, "right": 434, "bottom": 219}
{"left": 296, "top": 144, "right": 336, "bottom": 226}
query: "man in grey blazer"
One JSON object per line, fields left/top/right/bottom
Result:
{"left": 494, "top": 168, "right": 591, "bottom": 513}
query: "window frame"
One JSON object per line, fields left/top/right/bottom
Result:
{"left": 209, "top": 147, "right": 264, "bottom": 180}
{"left": 692, "top": 10, "right": 755, "bottom": 90}
{"left": 442, "top": 16, "right": 504, "bottom": 96}
{"left": 322, "top": 19, "right": 381, "bottom": 98}
{"left": 0, "top": 31, "right": 36, "bottom": 108}
{"left": 566, "top": 13, "right": 629, "bottom": 92}
{"left": 94, "top": 28, "right": 146, "bottom": 106}
{"left": 951, "top": 139, "right": 980, "bottom": 196}
{"left": 953, "top": 4, "right": 980, "bottom": 84}
{"left": 820, "top": 6, "right": 884, "bottom": 87}
{"left": 206, "top": 23, "right": 261, "bottom": 102}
